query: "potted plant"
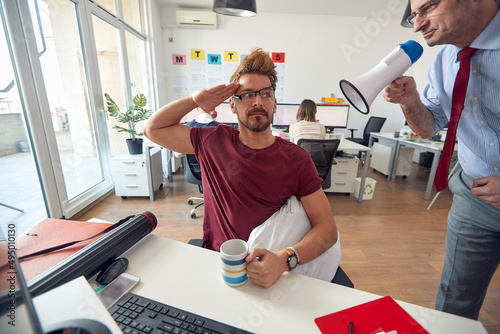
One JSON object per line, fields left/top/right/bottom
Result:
{"left": 105, "top": 93, "right": 151, "bottom": 155}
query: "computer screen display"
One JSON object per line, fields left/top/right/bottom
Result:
{"left": 180, "top": 108, "right": 198, "bottom": 124}
{"left": 316, "top": 105, "right": 350, "bottom": 130}
{"left": 272, "top": 104, "right": 300, "bottom": 128}
{"left": 273, "top": 103, "right": 350, "bottom": 131}
{"left": 214, "top": 102, "right": 238, "bottom": 125}
{"left": 180, "top": 103, "right": 238, "bottom": 125}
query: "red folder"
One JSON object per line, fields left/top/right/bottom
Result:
{"left": 15, "top": 218, "right": 113, "bottom": 282}
{"left": 314, "top": 296, "right": 429, "bottom": 334}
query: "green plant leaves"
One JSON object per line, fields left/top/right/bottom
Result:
{"left": 133, "top": 94, "right": 147, "bottom": 108}
{"left": 104, "top": 93, "right": 120, "bottom": 118}
{"left": 104, "top": 92, "right": 151, "bottom": 139}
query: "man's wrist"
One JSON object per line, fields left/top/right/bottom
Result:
{"left": 281, "top": 247, "right": 299, "bottom": 271}
{"left": 278, "top": 250, "right": 289, "bottom": 273}
{"left": 288, "top": 247, "right": 300, "bottom": 264}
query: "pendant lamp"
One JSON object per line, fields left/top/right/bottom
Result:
{"left": 213, "top": 0, "right": 257, "bottom": 17}
{"left": 401, "top": 2, "right": 413, "bottom": 28}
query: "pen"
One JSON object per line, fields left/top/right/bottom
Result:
{"left": 349, "top": 321, "right": 353, "bottom": 334}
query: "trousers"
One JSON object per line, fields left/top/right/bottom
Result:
{"left": 436, "top": 171, "right": 500, "bottom": 319}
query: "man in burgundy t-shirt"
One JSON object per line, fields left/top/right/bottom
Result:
{"left": 144, "top": 48, "right": 338, "bottom": 288}
{"left": 191, "top": 124, "right": 322, "bottom": 251}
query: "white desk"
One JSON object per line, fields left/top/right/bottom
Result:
{"left": 122, "top": 235, "right": 486, "bottom": 334}
{"left": 369, "top": 133, "right": 446, "bottom": 200}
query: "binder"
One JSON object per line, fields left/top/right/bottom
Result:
{"left": 314, "top": 296, "right": 429, "bottom": 334}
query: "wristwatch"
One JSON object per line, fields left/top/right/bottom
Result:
{"left": 282, "top": 247, "right": 299, "bottom": 271}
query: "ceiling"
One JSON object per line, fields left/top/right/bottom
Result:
{"left": 155, "top": 0, "right": 410, "bottom": 18}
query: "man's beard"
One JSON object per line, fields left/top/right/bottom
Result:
{"left": 237, "top": 107, "right": 272, "bottom": 133}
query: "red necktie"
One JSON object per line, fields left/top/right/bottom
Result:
{"left": 434, "top": 47, "right": 477, "bottom": 192}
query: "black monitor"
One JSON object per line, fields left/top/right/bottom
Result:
{"left": 273, "top": 103, "right": 350, "bottom": 132}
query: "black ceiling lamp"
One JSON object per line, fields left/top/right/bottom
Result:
{"left": 213, "top": 0, "right": 257, "bottom": 17}
{"left": 401, "top": 2, "right": 413, "bottom": 28}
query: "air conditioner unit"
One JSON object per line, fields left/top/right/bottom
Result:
{"left": 176, "top": 10, "right": 217, "bottom": 29}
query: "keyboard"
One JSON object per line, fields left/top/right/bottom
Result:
{"left": 109, "top": 292, "right": 253, "bottom": 334}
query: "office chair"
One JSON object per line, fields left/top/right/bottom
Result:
{"left": 331, "top": 266, "right": 354, "bottom": 288}
{"left": 297, "top": 139, "right": 341, "bottom": 190}
{"left": 184, "top": 154, "right": 203, "bottom": 219}
{"left": 347, "top": 116, "right": 386, "bottom": 147}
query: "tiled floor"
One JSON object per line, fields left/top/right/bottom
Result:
{"left": 0, "top": 152, "right": 47, "bottom": 234}
{"left": 1, "top": 126, "right": 123, "bottom": 236}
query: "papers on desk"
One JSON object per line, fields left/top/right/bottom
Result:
{"left": 33, "top": 276, "right": 122, "bottom": 333}
{"left": 314, "top": 296, "right": 429, "bottom": 334}
{"left": 405, "top": 139, "right": 441, "bottom": 145}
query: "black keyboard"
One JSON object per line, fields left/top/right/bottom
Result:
{"left": 109, "top": 292, "right": 253, "bottom": 334}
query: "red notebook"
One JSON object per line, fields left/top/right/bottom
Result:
{"left": 314, "top": 296, "right": 429, "bottom": 334}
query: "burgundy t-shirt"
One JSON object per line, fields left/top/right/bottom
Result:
{"left": 191, "top": 125, "right": 323, "bottom": 251}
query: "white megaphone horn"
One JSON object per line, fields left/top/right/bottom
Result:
{"left": 340, "top": 40, "right": 423, "bottom": 114}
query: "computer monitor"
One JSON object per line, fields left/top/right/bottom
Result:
{"left": 272, "top": 103, "right": 300, "bottom": 130}
{"left": 315, "top": 104, "right": 350, "bottom": 132}
{"left": 214, "top": 102, "right": 238, "bottom": 126}
{"left": 180, "top": 102, "right": 238, "bottom": 127}
{"left": 180, "top": 108, "right": 198, "bottom": 124}
{"left": 0, "top": 227, "right": 113, "bottom": 334}
{"left": 272, "top": 103, "right": 350, "bottom": 132}
{"left": 0, "top": 227, "right": 44, "bottom": 334}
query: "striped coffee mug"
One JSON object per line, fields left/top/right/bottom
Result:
{"left": 220, "top": 239, "right": 248, "bottom": 287}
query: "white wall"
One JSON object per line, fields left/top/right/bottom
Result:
{"left": 148, "top": 0, "right": 168, "bottom": 110}
{"left": 152, "top": 6, "right": 443, "bottom": 138}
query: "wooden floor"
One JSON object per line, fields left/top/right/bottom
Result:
{"left": 78, "top": 162, "right": 500, "bottom": 333}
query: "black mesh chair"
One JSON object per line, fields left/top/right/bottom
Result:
{"left": 347, "top": 116, "right": 387, "bottom": 147}
{"left": 297, "top": 139, "right": 341, "bottom": 190}
{"left": 184, "top": 154, "right": 203, "bottom": 219}
{"left": 331, "top": 266, "right": 354, "bottom": 288}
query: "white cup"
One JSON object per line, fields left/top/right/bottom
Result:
{"left": 220, "top": 239, "right": 249, "bottom": 287}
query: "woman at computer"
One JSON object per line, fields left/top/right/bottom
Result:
{"left": 289, "top": 99, "right": 326, "bottom": 144}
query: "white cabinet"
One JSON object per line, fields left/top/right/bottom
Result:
{"left": 370, "top": 142, "right": 414, "bottom": 177}
{"left": 324, "top": 156, "right": 359, "bottom": 194}
{"left": 111, "top": 146, "right": 163, "bottom": 201}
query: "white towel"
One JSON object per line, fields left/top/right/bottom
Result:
{"left": 247, "top": 196, "right": 341, "bottom": 282}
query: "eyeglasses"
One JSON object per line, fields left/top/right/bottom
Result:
{"left": 232, "top": 86, "right": 275, "bottom": 103}
{"left": 406, "top": 0, "right": 441, "bottom": 26}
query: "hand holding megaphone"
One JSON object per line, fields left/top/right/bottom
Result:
{"left": 340, "top": 40, "right": 423, "bottom": 114}
{"left": 383, "top": 75, "right": 419, "bottom": 106}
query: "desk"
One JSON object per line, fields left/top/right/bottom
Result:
{"left": 369, "top": 133, "right": 445, "bottom": 200}
{"left": 121, "top": 234, "right": 486, "bottom": 333}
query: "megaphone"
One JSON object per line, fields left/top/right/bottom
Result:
{"left": 339, "top": 40, "right": 423, "bottom": 114}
